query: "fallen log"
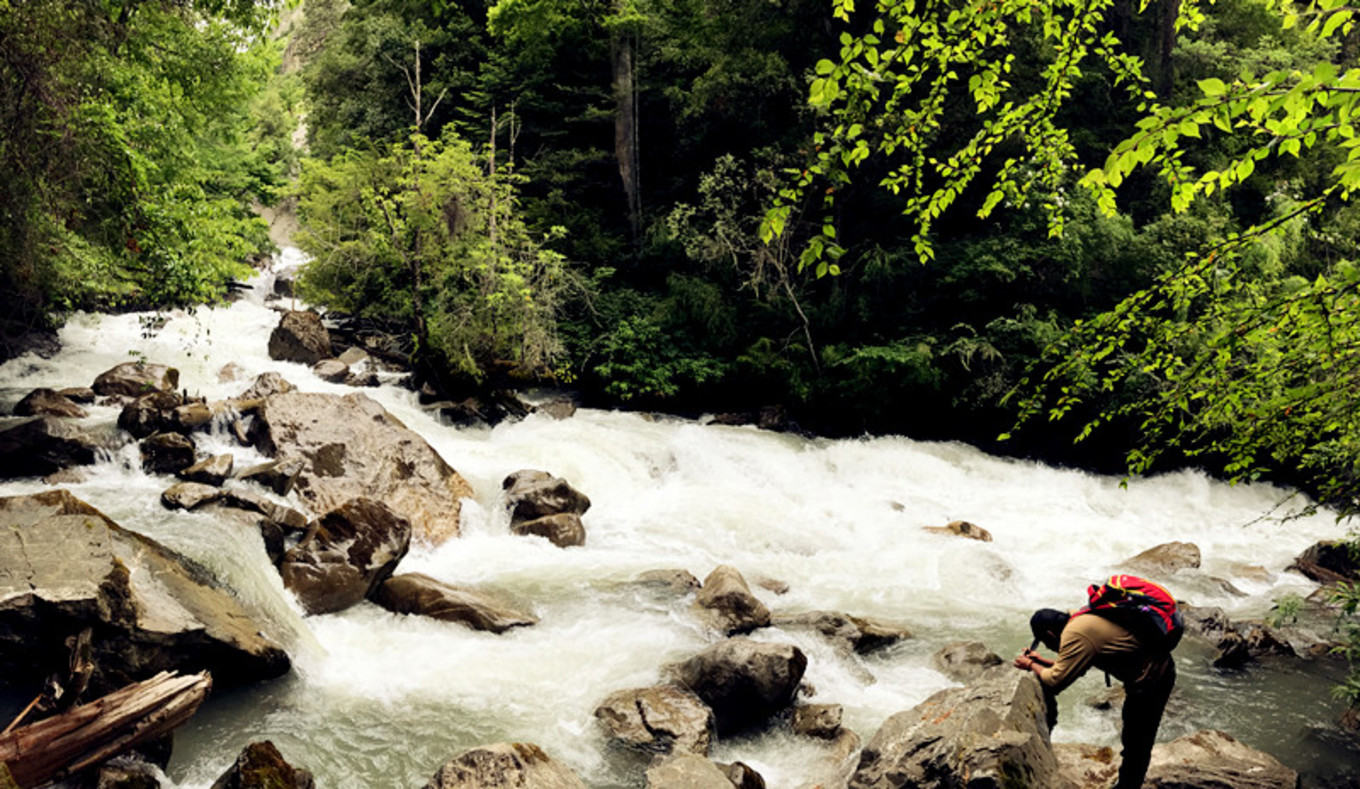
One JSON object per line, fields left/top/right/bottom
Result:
{"left": 0, "top": 671, "right": 211, "bottom": 788}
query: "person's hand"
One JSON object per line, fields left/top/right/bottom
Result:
{"left": 1013, "top": 654, "right": 1034, "bottom": 670}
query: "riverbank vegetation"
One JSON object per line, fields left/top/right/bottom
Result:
{"left": 3, "top": 0, "right": 1360, "bottom": 717}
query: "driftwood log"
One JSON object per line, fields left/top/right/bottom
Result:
{"left": 0, "top": 671, "right": 211, "bottom": 788}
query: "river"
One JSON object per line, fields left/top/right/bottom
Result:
{"left": 1, "top": 250, "right": 1356, "bottom": 788}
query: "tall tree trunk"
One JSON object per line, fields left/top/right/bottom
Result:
{"left": 1156, "top": 0, "right": 1180, "bottom": 99}
{"left": 612, "top": 25, "right": 640, "bottom": 238}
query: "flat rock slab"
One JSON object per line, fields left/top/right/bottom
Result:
{"left": 0, "top": 489, "right": 290, "bottom": 693}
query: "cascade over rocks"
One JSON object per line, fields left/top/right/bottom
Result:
{"left": 250, "top": 391, "right": 473, "bottom": 544}
{"left": 594, "top": 685, "right": 716, "bottom": 755}
{"left": 14, "top": 387, "right": 88, "bottom": 418}
{"left": 668, "top": 637, "right": 807, "bottom": 736}
{"left": 211, "top": 741, "right": 316, "bottom": 789}
{"left": 0, "top": 416, "right": 101, "bottom": 477}
{"left": 92, "top": 362, "right": 180, "bottom": 398}
{"left": 693, "top": 565, "right": 770, "bottom": 636}
{"left": 278, "top": 497, "right": 411, "bottom": 615}
{"left": 0, "top": 489, "right": 290, "bottom": 693}
{"left": 848, "top": 666, "right": 1062, "bottom": 789}
{"left": 267, "top": 310, "right": 332, "bottom": 365}
{"left": 771, "top": 610, "right": 912, "bottom": 654}
{"left": 423, "top": 743, "right": 587, "bottom": 789}
{"left": 372, "top": 573, "right": 538, "bottom": 633}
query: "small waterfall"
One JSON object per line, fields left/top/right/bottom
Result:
{"left": 0, "top": 250, "right": 1353, "bottom": 788}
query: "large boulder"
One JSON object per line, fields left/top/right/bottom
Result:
{"left": 668, "top": 637, "right": 807, "bottom": 735}
{"left": 848, "top": 666, "right": 1064, "bottom": 789}
{"left": 278, "top": 497, "right": 411, "bottom": 615}
{"left": 13, "top": 387, "right": 87, "bottom": 418}
{"left": 0, "top": 490, "right": 290, "bottom": 693}
{"left": 372, "top": 573, "right": 537, "bottom": 633}
{"left": 772, "top": 610, "right": 912, "bottom": 654}
{"left": 1289, "top": 540, "right": 1360, "bottom": 584}
{"left": 510, "top": 512, "right": 586, "bottom": 547}
{"left": 211, "top": 741, "right": 315, "bottom": 789}
{"left": 139, "top": 432, "right": 196, "bottom": 475}
{"left": 0, "top": 416, "right": 101, "bottom": 478}
{"left": 1145, "top": 729, "right": 1300, "bottom": 788}
{"left": 503, "top": 470, "right": 591, "bottom": 524}
{"left": 693, "top": 565, "right": 770, "bottom": 636}
{"left": 424, "top": 743, "right": 587, "bottom": 789}
{"left": 118, "top": 391, "right": 184, "bottom": 438}
{"left": 595, "top": 685, "right": 716, "bottom": 755}
{"left": 239, "top": 372, "right": 297, "bottom": 401}
{"left": 250, "top": 392, "right": 473, "bottom": 544}
{"left": 1122, "top": 541, "right": 1202, "bottom": 575}
{"left": 93, "top": 362, "right": 180, "bottom": 398}
{"left": 268, "top": 310, "right": 332, "bottom": 365}
{"left": 931, "top": 641, "right": 1004, "bottom": 683}
{"left": 644, "top": 753, "right": 740, "bottom": 789}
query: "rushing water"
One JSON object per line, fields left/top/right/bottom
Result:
{"left": 1, "top": 250, "right": 1357, "bottom": 788}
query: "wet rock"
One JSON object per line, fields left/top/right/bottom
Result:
{"left": 644, "top": 753, "right": 737, "bottom": 789}
{"left": 239, "top": 372, "right": 297, "bottom": 401}
{"left": 772, "top": 610, "right": 912, "bottom": 654}
{"left": 931, "top": 641, "right": 1004, "bottom": 683}
{"left": 534, "top": 397, "right": 577, "bottom": 420}
{"left": 118, "top": 391, "right": 183, "bottom": 439}
{"left": 848, "top": 666, "right": 1060, "bottom": 789}
{"left": 1144, "top": 729, "right": 1299, "bottom": 788}
{"left": 279, "top": 497, "right": 412, "bottom": 615}
{"left": 668, "top": 637, "right": 807, "bottom": 735}
{"left": 1213, "top": 621, "right": 1297, "bottom": 669}
{"left": 210, "top": 741, "right": 315, "bottom": 789}
{"left": 635, "top": 569, "right": 702, "bottom": 594}
{"left": 503, "top": 469, "right": 591, "bottom": 524}
{"left": 1290, "top": 540, "right": 1360, "bottom": 584}
{"left": 251, "top": 392, "right": 472, "bottom": 544}
{"left": 922, "top": 520, "right": 993, "bottom": 542}
{"left": 424, "top": 743, "right": 587, "bottom": 789}
{"left": 1053, "top": 743, "right": 1117, "bottom": 789}
{"left": 718, "top": 761, "right": 765, "bottom": 789}
{"left": 694, "top": 565, "right": 770, "bottom": 636}
{"left": 337, "top": 346, "right": 369, "bottom": 366}
{"left": 161, "top": 481, "right": 225, "bottom": 511}
{"left": 237, "top": 458, "right": 305, "bottom": 496}
{"left": 345, "top": 370, "right": 380, "bottom": 387}
{"left": 1122, "top": 540, "right": 1202, "bottom": 575}
{"left": 312, "top": 358, "right": 349, "bottom": 383}
{"left": 93, "top": 757, "right": 163, "bottom": 789}
{"left": 437, "top": 393, "right": 531, "bottom": 428}
{"left": 139, "top": 432, "right": 196, "bottom": 475}
{"left": 595, "top": 685, "right": 716, "bottom": 755}
{"left": 0, "top": 416, "right": 100, "bottom": 478}
{"left": 58, "top": 387, "right": 96, "bottom": 404}
{"left": 510, "top": 512, "right": 586, "bottom": 547}
{"left": 178, "top": 454, "right": 234, "bottom": 486}
{"left": 372, "top": 573, "right": 538, "bottom": 633}
{"left": 791, "top": 704, "right": 843, "bottom": 739}
{"left": 93, "top": 362, "right": 180, "bottom": 398}
{"left": 1181, "top": 603, "right": 1232, "bottom": 642}
{"left": 43, "top": 467, "right": 89, "bottom": 486}
{"left": 268, "top": 310, "right": 332, "bottom": 365}
{"left": 219, "top": 489, "right": 309, "bottom": 534}
{"left": 0, "top": 489, "right": 290, "bottom": 693}
{"left": 14, "top": 387, "right": 87, "bottom": 418}
{"left": 170, "top": 401, "right": 215, "bottom": 432}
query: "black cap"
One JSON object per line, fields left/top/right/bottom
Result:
{"left": 1029, "top": 608, "right": 1069, "bottom": 652}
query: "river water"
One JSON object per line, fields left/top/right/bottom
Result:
{"left": 1, "top": 250, "right": 1356, "bottom": 788}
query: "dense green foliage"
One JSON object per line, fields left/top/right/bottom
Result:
{"left": 0, "top": 0, "right": 287, "bottom": 343}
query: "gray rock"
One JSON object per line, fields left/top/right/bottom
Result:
{"left": 118, "top": 391, "right": 183, "bottom": 439}
{"left": 772, "top": 610, "right": 912, "bottom": 654}
{"left": 93, "top": 362, "right": 180, "bottom": 398}
{"left": 312, "top": 358, "right": 350, "bottom": 383}
{"left": 1122, "top": 541, "right": 1202, "bottom": 575}
{"left": 717, "top": 761, "right": 765, "bottom": 789}
{"left": 424, "top": 743, "right": 587, "bottom": 789}
{"left": 595, "top": 685, "right": 716, "bottom": 755}
{"left": 14, "top": 387, "right": 87, "bottom": 418}
{"left": 179, "top": 454, "right": 234, "bottom": 486}
{"left": 251, "top": 392, "right": 472, "bottom": 545}
{"left": 644, "top": 753, "right": 737, "bottom": 789}
{"left": 161, "top": 481, "right": 226, "bottom": 511}
{"left": 268, "top": 310, "right": 332, "bottom": 365}
{"left": 239, "top": 372, "right": 297, "bottom": 401}
{"left": 669, "top": 637, "right": 807, "bottom": 735}
{"left": 1289, "top": 540, "right": 1360, "bottom": 584}
{"left": 58, "top": 387, "right": 96, "bottom": 404}
{"left": 1144, "top": 729, "right": 1300, "bottom": 788}
{"left": 237, "top": 458, "right": 306, "bottom": 496}
{"left": 0, "top": 416, "right": 100, "bottom": 478}
{"left": 279, "top": 497, "right": 411, "bottom": 615}
{"left": 931, "top": 641, "right": 1004, "bottom": 683}
{"left": 503, "top": 469, "right": 591, "bottom": 524}
{"left": 372, "top": 573, "right": 537, "bottom": 633}
{"left": 848, "top": 666, "right": 1064, "bottom": 789}
{"left": 139, "top": 432, "right": 196, "bottom": 474}
{"left": 510, "top": 512, "right": 586, "bottom": 547}
{"left": 0, "top": 489, "right": 290, "bottom": 693}
{"left": 694, "top": 565, "right": 770, "bottom": 636}
{"left": 635, "top": 569, "right": 702, "bottom": 594}
{"left": 791, "top": 704, "right": 843, "bottom": 739}
{"left": 337, "top": 346, "right": 369, "bottom": 366}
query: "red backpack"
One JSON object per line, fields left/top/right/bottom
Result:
{"left": 1075, "top": 574, "right": 1184, "bottom": 653}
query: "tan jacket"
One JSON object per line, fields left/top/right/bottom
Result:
{"left": 1038, "top": 614, "right": 1167, "bottom": 693}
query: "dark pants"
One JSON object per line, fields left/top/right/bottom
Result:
{"left": 1115, "top": 656, "right": 1176, "bottom": 789}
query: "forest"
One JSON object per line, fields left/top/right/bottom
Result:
{"left": 2, "top": 0, "right": 1360, "bottom": 720}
